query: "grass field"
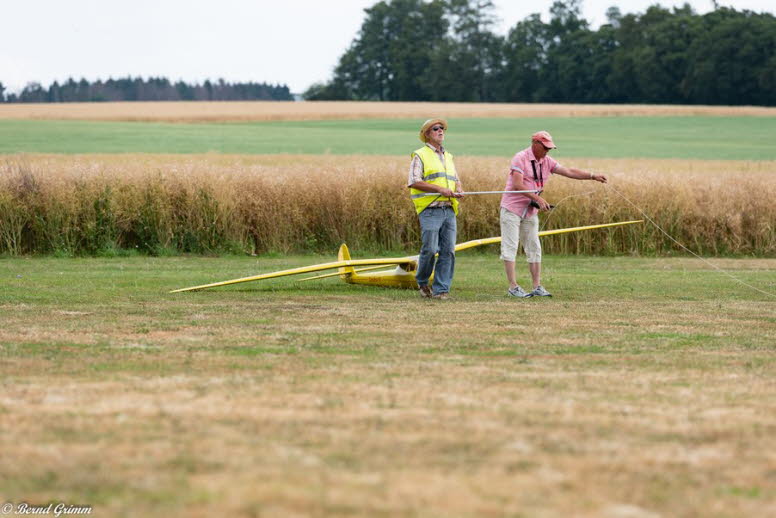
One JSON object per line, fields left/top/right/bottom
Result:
{"left": 1, "top": 254, "right": 775, "bottom": 517}
{"left": 3, "top": 116, "right": 776, "bottom": 159}
{"left": 2, "top": 101, "right": 775, "bottom": 516}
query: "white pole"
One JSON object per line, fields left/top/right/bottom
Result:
{"left": 417, "top": 190, "right": 540, "bottom": 196}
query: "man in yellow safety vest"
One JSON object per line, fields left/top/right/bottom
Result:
{"left": 407, "top": 118, "right": 464, "bottom": 300}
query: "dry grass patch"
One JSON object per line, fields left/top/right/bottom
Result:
{"left": 2, "top": 344, "right": 774, "bottom": 517}
{"left": 2, "top": 101, "right": 776, "bottom": 122}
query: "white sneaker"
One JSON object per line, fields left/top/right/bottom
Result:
{"left": 530, "top": 285, "right": 552, "bottom": 297}
{"left": 507, "top": 286, "right": 531, "bottom": 298}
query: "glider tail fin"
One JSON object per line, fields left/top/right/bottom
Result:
{"left": 337, "top": 243, "right": 356, "bottom": 281}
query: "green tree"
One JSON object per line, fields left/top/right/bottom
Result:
{"left": 428, "top": 0, "right": 503, "bottom": 102}
{"left": 312, "top": 0, "right": 448, "bottom": 101}
{"left": 502, "top": 14, "right": 547, "bottom": 102}
{"left": 632, "top": 5, "right": 699, "bottom": 103}
{"left": 607, "top": 5, "right": 699, "bottom": 103}
{"left": 684, "top": 9, "right": 776, "bottom": 105}
{"left": 537, "top": 1, "right": 592, "bottom": 102}
{"left": 758, "top": 54, "right": 776, "bottom": 105}
{"left": 19, "top": 82, "right": 46, "bottom": 103}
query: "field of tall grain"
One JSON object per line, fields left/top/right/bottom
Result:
{"left": 1, "top": 154, "right": 774, "bottom": 257}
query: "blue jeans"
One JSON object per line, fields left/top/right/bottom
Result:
{"left": 416, "top": 206, "right": 457, "bottom": 295}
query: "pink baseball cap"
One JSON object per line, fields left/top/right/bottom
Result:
{"left": 532, "top": 130, "right": 557, "bottom": 149}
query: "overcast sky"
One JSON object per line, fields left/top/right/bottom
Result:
{"left": 1, "top": 0, "right": 773, "bottom": 94}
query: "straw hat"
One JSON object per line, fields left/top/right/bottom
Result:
{"left": 419, "top": 118, "right": 448, "bottom": 143}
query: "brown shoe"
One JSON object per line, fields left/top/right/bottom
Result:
{"left": 432, "top": 293, "right": 450, "bottom": 300}
{"left": 419, "top": 285, "right": 432, "bottom": 298}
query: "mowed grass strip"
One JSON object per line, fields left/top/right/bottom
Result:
{"left": 3, "top": 100, "right": 776, "bottom": 122}
{"left": 0, "top": 255, "right": 774, "bottom": 516}
{"left": 3, "top": 116, "right": 776, "bottom": 159}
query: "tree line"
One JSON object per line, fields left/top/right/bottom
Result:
{"left": 304, "top": 0, "right": 776, "bottom": 106}
{"left": 0, "top": 77, "right": 293, "bottom": 103}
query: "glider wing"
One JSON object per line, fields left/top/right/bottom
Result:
{"left": 538, "top": 220, "right": 643, "bottom": 237}
{"left": 170, "top": 257, "right": 415, "bottom": 293}
{"left": 454, "top": 220, "right": 643, "bottom": 252}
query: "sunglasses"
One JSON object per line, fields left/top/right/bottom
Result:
{"left": 431, "top": 125, "right": 445, "bottom": 132}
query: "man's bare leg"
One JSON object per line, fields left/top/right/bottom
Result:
{"left": 504, "top": 260, "right": 518, "bottom": 289}
{"left": 529, "top": 262, "right": 541, "bottom": 289}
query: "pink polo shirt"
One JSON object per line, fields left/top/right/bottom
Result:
{"left": 500, "top": 147, "right": 560, "bottom": 218}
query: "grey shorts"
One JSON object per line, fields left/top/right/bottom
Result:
{"left": 499, "top": 207, "right": 541, "bottom": 262}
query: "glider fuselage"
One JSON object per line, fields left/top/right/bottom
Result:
{"left": 336, "top": 244, "right": 421, "bottom": 288}
{"left": 341, "top": 265, "right": 420, "bottom": 289}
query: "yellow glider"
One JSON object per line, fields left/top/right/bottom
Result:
{"left": 170, "top": 220, "right": 643, "bottom": 293}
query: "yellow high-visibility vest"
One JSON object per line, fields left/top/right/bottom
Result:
{"left": 409, "top": 145, "right": 459, "bottom": 215}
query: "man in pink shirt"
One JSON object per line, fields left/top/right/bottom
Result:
{"left": 501, "top": 131, "right": 608, "bottom": 298}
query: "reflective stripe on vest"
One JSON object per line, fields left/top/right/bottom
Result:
{"left": 409, "top": 146, "right": 459, "bottom": 215}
